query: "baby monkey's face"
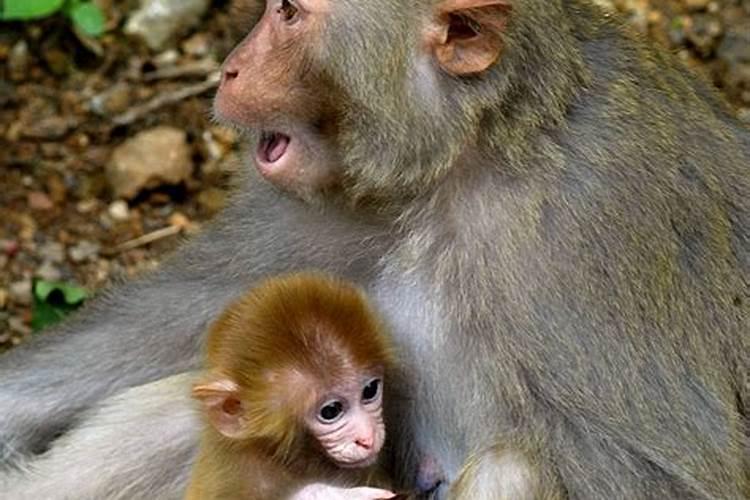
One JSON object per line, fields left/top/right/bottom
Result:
{"left": 304, "top": 371, "right": 386, "bottom": 468}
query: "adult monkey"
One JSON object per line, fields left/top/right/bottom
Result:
{"left": 1, "top": 0, "right": 749, "bottom": 498}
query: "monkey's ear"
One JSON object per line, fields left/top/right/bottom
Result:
{"left": 192, "top": 378, "right": 247, "bottom": 439}
{"left": 430, "top": 0, "right": 511, "bottom": 76}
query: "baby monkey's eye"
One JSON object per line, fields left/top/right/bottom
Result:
{"left": 318, "top": 401, "right": 344, "bottom": 423}
{"left": 362, "top": 379, "right": 381, "bottom": 402}
{"left": 278, "top": 0, "right": 299, "bottom": 23}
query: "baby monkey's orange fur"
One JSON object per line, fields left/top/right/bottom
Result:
{"left": 185, "top": 273, "right": 396, "bottom": 500}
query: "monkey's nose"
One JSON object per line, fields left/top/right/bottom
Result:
{"left": 355, "top": 435, "right": 374, "bottom": 449}
{"left": 222, "top": 68, "right": 240, "bottom": 83}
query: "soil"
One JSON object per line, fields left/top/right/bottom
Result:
{"left": 0, "top": 0, "right": 748, "bottom": 349}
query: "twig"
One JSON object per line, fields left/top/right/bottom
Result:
{"left": 112, "top": 73, "right": 220, "bottom": 126}
{"left": 107, "top": 225, "right": 182, "bottom": 255}
{"left": 143, "top": 58, "right": 219, "bottom": 82}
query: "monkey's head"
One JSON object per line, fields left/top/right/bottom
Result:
{"left": 215, "top": 0, "right": 585, "bottom": 202}
{"left": 193, "top": 273, "right": 394, "bottom": 468}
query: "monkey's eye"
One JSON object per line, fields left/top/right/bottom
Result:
{"left": 362, "top": 379, "right": 381, "bottom": 403}
{"left": 318, "top": 401, "right": 344, "bottom": 423}
{"left": 277, "top": 0, "right": 299, "bottom": 23}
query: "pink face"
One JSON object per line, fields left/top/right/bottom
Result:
{"left": 304, "top": 376, "right": 386, "bottom": 468}
{"left": 214, "top": 0, "right": 337, "bottom": 195}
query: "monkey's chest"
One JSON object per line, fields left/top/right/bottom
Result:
{"left": 371, "top": 272, "right": 488, "bottom": 480}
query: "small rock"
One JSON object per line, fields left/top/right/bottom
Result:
{"left": 38, "top": 242, "right": 66, "bottom": 263}
{"left": 90, "top": 83, "right": 133, "bottom": 116}
{"left": 76, "top": 199, "right": 99, "bottom": 214}
{"left": 685, "top": 14, "right": 722, "bottom": 57}
{"left": 590, "top": 0, "right": 614, "bottom": 11}
{"left": 42, "top": 46, "right": 70, "bottom": 76}
{"left": 23, "top": 116, "right": 77, "bottom": 140}
{"left": 8, "top": 40, "right": 30, "bottom": 81}
{"left": 9, "top": 280, "right": 32, "bottom": 306}
{"left": 1, "top": 239, "right": 20, "bottom": 257}
{"left": 203, "top": 152, "right": 240, "bottom": 180}
{"left": 685, "top": 0, "right": 710, "bottom": 11}
{"left": 202, "top": 130, "right": 228, "bottom": 161}
{"left": 169, "top": 212, "right": 191, "bottom": 230}
{"left": 46, "top": 174, "right": 68, "bottom": 204}
{"left": 36, "top": 261, "right": 62, "bottom": 282}
{"left": 107, "top": 126, "right": 193, "bottom": 199}
{"left": 9, "top": 317, "right": 32, "bottom": 336}
{"left": 108, "top": 200, "right": 131, "bottom": 221}
{"left": 153, "top": 49, "right": 180, "bottom": 67}
{"left": 28, "top": 191, "right": 55, "bottom": 211}
{"left": 717, "top": 21, "right": 750, "bottom": 103}
{"left": 69, "top": 240, "right": 101, "bottom": 263}
{"left": 125, "top": 0, "right": 211, "bottom": 51}
{"left": 181, "top": 32, "right": 211, "bottom": 56}
{"left": 197, "top": 188, "right": 227, "bottom": 214}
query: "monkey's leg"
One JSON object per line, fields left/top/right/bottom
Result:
{"left": 446, "top": 442, "right": 564, "bottom": 500}
{"left": 0, "top": 373, "right": 198, "bottom": 500}
{"left": 0, "top": 178, "right": 384, "bottom": 470}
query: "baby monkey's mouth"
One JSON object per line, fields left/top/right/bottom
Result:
{"left": 258, "top": 131, "right": 291, "bottom": 164}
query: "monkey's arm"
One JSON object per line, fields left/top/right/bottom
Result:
{"left": 0, "top": 176, "right": 384, "bottom": 467}
{"left": 0, "top": 373, "right": 198, "bottom": 500}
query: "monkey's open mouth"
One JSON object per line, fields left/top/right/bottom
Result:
{"left": 258, "top": 131, "right": 290, "bottom": 164}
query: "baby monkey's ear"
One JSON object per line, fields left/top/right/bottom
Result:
{"left": 193, "top": 377, "right": 247, "bottom": 439}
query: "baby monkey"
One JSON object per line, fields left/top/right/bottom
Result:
{"left": 186, "top": 273, "right": 398, "bottom": 500}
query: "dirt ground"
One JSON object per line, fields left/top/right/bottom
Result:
{"left": 0, "top": 0, "right": 749, "bottom": 348}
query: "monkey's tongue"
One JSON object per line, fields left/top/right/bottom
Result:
{"left": 260, "top": 132, "right": 290, "bottom": 163}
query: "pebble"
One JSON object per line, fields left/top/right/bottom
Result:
{"left": 685, "top": 0, "right": 711, "bottom": 11}
{"left": 197, "top": 188, "right": 227, "bottom": 214}
{"left": 109, "top": 200, "right": 131, "bottom": 221}
{"left": 169, "top": 212, "right": 191, "bottom": 229}
{"left": 46, "top": 174, "right": 68, "bottom": 204}
{"left": 22, "top": 116, "right": 77, "bottom": 140}
{"left": 38, "top": 242, "right": 66, "bottom": 263}
{"left": 9, "top": 280, "right": 32, "bottom": 306}
{"left": 107, "top": 126, "right": 193, "bottom": 199}
{"left": 9, "top": 317, "right": 32, "bottom": 336}
{"left": 1, "top": 239, "right": 20, "bottom": 257}
{"left": 153, "top": 49, "right": 180, "bottom": 67}
{"left": 69, "top": 240, "right": 101, "bottom": 263}
{"left": 28, "top": 191, "right": 55, "bottom": 211}
{"left": 685, "top": 14, "right": 723, "bottom": 57}
{"left": 89, "top": 83, "right": 133, "bottom": 116}
{"left": 76, "top": 199, "right": 100, "bottom": 214}
{"left": 8, "top": 40, "right": 30, "bottom": 81}
{"left": 125, "top": 0, "right": 211, "bottom": 51}
{"left": 181, "top": 32, "right": 211, "bottom": 57}
{"left": 717, "top": 21, "right": 750, "bottom": 103}
{"left": 36, "top": 260, "right": 63, "bottom": 282}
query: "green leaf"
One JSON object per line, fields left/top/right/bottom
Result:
{"left": 67, "top": 2, "right": 105, "bottom": 36}
{"left": 1, "top": 0, "right": 65, "bottom": 20}
{"left": 32, "top": 279, "right": 88, "bottom": 332}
